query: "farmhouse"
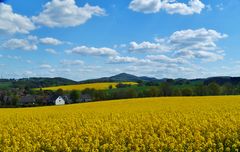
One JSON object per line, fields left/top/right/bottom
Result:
{"left": 54, "top": 96, "right": 65, "bottom": 105}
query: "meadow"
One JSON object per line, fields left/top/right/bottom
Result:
{"left": 1, "top": 96, "right": 240, "bottom": 151}
{"left": 37, "top": 82, "right": 137, "bottom": 91}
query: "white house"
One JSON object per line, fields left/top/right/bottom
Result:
{"left": 55, "top": 96, "right": 65, "bottom": 105}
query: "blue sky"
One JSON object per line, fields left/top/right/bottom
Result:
{"left": 0, "top": 0, "right": 240, "bottom": 80}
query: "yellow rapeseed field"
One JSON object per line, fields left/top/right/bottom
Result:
{"left": 1, "top": 96, "right": 240, "bottom": 151}
{"left": 38, "top": 82, "right": 137, "bottom": 91}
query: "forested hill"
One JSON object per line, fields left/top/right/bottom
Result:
{"left": 0, "top": 77, "right": 77, "bottom": 89}
{"left": 80, "top": 73, "right": 240, "bottom": 86}
{"left": 79, "top": 73, "right": 160, "bottom": 83}
{"left": 1, "top": 73, "right": 240, "bottom": 89}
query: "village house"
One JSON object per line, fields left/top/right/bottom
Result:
{"left": 0, "top": 89, "right": 93, "bottom": 107}
{"left": 47, "top": 95, "right": 72, "bottom": 105}
{"left": 3, "top": 96, "right": 13, "bottom": 105}
{"left": 54, "top": 96, "right": 65, "bottom": 105}
{"left": 19, "top": 95, "right": 36, "bottom": 106}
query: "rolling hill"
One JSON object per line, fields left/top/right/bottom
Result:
{"left": 80, "top": 73, "right": 161, "bottom": 83}
{"left": 0, "top": 77, "right": 77, "bottom": 89}
{"left": 1, "top": 73, "right": 240, "bottom": 90}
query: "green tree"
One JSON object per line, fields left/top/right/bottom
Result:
{"left": 125, "top": 88, "right": 138, "bottom": 98}
{"left": 160, "top": 82, "right": 172, "bottom": 96}
{"left": 82, "top": 88, "right": 96, "bottom": 96}
{"left": 148, "top": 86, "right": 160, "bottom": 97}
{"left": 55, "top": 88, "right": 64, "bottom": 96}
{"left": 11, "top": 95, "right": 19, "bottom": 106}
{"left": 70, "top": 90, "right": 80, "bottom": 103}
{"left": 94, "top": 90, "right": 107, "bottom": 101}
{"left": 222, "top": 83, "right": 234, "bottom": 95}
{"left": 208, "top": 82, "right": 221, "bottom": 96}
{"left": 172, "top": 88, "right": 182, "bottom": 96}
{"left": 112, "top": 88, "right": 137, "bottom": 99}
{"left": 194, "top": 85, "right": 208, "bottom": 96}
{"left": 181, "top": 88, "right": 193, "bottom": 96}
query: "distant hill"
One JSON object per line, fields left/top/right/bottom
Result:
{"left": 204, "top": 77, "right": 240, "bottom": 85}
{"left": 80, "top": 73, "right": 240, "bottom": 86}
{"left": 1, "top": 73, "right": 240, "bottom": 89}
{"left": 0, "top": 77, "right": 77, "bottom": 89}
{"left": 80, "top": 73, "right": 161, "bottom": 83}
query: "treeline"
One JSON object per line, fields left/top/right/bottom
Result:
{"left": 1, "top": 81, "right": 240, "bottom": 107}
{"left": 0, "top": 77, "right": 77, "bottom": 89}
{"left": 33, "top": 82, "right": 240, "bottom": 102}
{"left": 72, "top": 82, "right": 240, "bottom": 101}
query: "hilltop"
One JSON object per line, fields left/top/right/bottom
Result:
{"left": 80, "top": 73, "right": 160, "bottom": 83}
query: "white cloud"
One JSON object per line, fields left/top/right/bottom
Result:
{"left": 174, "top": 50, "right": 224, "bottom": 62}
{"left": 40, "top": 37, "right": 63, "bottom": 45}
{"left": 2, "top": 38, "right": 38, "bottom": 51}
{"left": 2, "top": 36, "right": 66, "bottom": 51}
{"left": 45, "top": 48, "right": 58, "bottom": 54}
{"left": 27, "top": 35, "right": 38, "bottom": 42}
{"left": 66, "top": 46, "right": 118, "bottom": 57}
{"left": 129, "top": 41, "right": 170, "bottom": 53}
{"left": 194, "top": 51, "right": 224, "bottom": 62}
{"left": 129, "top": 0, "right": 205, "bottom": 15}
{"left": 163, "top": 0, "right": 205, "bottom": 15}
{"left": 32, "top": 0, "right": 106, "bottom": 28}
{"left": 109, "top": 56, "right": 151, "bottom": 64}
{"left": 109, "top": 56, "right": 139, "bottom": 63}
{"left": 60, "top": 59, "right": 84, "bottom": 65}
{"left": 170, "top": 28, "right": 227, "bottom": 62}
{"left": 39, "top": 64, "right": 53, "bottom": 69}
{"left": 169, "top": 28, "right": 228, "bottom": 52}
{"left": 129, "top": 0, "right": 162, "bottom": 14}
{"left": 130, "top": 28, "right": 227, "bottom": 62}
{"left": 0, "top": 3, "right": 35, "bottom": 34}
{"left": 102, "top": 28, "right": 227, "bottom": 79}
{"left": 174, "top": 50, "right": 195, "bottom": 59}
{"left": 146, "top": 55, "right": 187, "bottom": 64}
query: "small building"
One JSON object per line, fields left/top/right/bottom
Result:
{"left": 80, "top": 94, "right": 92, "bottom": 102}
{"left": 19, "top": 95, "right": 36, "bottom": 106}
{"left": 3, "top": 96, "right": 13, "bottom": 105}
{"left": 62, "top": 95, "right": 72, "bottom": 104}
{"left": 54, "top": 96, "right": 65, "bottom": 105}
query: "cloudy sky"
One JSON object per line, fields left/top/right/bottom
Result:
{"left": 0, "top": 0, "right": 240, "bottom": 80}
